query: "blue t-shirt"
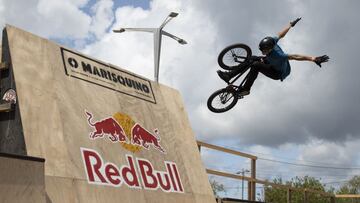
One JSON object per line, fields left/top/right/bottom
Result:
{"left": 266, "top": 36, "right": 291, "bottom": 80}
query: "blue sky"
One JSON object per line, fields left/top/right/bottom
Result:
{"left": 1, "top": 0, "right": 360, "bottom": 200}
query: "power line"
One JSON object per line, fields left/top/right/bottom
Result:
{"left": 207, "top": 145, "right": 360, "bottom": 170}
{"left": 258, "top": 157, "right": 360, "bottom": 170}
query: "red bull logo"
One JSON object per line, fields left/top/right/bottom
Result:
{"left": 86, "top": 111, "right": 127, "bottom": 143}
{"left": 81, "top": 148, "right": 184, "bottom": 193}
{"left": 81, "top": 111, "right": 185, "bottom": 193}
{"left": 132, "top": 124, "right": 165, "bottom": 153}
{"left": 85, "top": 110, "right": 166, "bottom": 154}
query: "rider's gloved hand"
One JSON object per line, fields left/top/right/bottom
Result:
{"left": 314, "top": 55, "right": 330, "bottom": 67}
{"left": 290, "top": 17, "right": 301, "bottom": 27}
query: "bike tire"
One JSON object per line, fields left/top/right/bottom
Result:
{"left": 207, "top": 88, "right": 238, "bottom": 113}
{"left": 218, "top": 44, "right": 252, "bottom": 70}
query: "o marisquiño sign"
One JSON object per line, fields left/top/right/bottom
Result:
{"left": 61, "top": 48, "right": 156, "bottom": 104}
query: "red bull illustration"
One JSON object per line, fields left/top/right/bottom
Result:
{"left": 85, "top": 110, "right": 166, "bottom": 154}
{"left": 85, "top": 111, "right": 127, "bottom": 143}
{"left": 132, "top": 124, "right": 165, "bottom": 153}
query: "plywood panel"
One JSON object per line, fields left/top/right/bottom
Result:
{"left": 0, "top": 154, "right": 45, "bottom": 203}
{"left": 4, "top": 25, "right": 215, "bottom": 202}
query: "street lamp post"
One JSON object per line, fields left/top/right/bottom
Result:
{"left": 236, "top": 169, "right": 250, "bottom": 200}
{"left": 113, "top": 12, "right": 187, "bottom": 82}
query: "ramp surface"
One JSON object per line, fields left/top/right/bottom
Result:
{"left": 0, "top": 153, "right": 45, "bottom": 203}
{"left": 0, "top": 25, "right": 214, "bottom": 203}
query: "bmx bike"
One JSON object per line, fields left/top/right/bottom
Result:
{"left": 207, "top": 43, "right": 261, "bottom": 113}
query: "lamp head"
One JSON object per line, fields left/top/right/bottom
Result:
{"left": 113, "top": 28, "right": 125, "bottom": 33}
{"left": 169, "top": 12, "right": 178, "bottom": 17}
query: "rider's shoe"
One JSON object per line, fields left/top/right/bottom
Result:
{"left": 217, "top": 70, "right": 231, "bottom": 83}
{"left": 238, "top": 90, "right": 250, "bottom": 97}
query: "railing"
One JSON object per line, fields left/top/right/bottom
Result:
{"left": 197, "top": 140, "right": 336, "bottom": 203}
{"left": 0, "top": 102, "right": 13, "bottom": 113}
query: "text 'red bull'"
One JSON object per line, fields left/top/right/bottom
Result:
{"left": 81, "top": 148, "right": 184, "bottom": 193}
{"left": 86, "top": 111, "right": 127, "bottom": 143}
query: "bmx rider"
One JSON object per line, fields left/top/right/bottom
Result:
{"left": 217, "top": 18, "right": 330, "bottom": 96}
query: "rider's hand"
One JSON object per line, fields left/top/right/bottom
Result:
{"left": 250, "top": 56, "right": 263, "bottom": 61}
{"left": 314, "top": 55, "right": 330, "bottom": 67}
{"left": 290, "top": 17, "right": 301, "bottom": 27}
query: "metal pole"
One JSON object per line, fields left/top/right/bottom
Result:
{"left": 236, "top": 169, "right": 249, "bottom": 200}
{"left": 113, "top": 12, "right": 186, "bottom": 83}
{"left": 242, "top": 170, "right": 245, "bottom": 199}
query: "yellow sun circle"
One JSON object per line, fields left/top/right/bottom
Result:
{"left": 113, "top": 112, "right": 142, "bottom": 153}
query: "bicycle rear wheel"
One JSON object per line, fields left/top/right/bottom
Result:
{"left": 218, "top": 44, "right": 252, "bottom": 70}
{"left": 207, "top": 88, "right": 238, "bottom": 113}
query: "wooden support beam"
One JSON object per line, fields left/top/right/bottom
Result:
{"left": 335, "top": 194, "right": 360, "bottom": 198}
{"left": 0, "top": 102, "right": 13, "bottom": 112}
{"left": 199, "top": 140, "right": 336, "bottom": 201}
{"left": 303, "top": 190, "right": 308, "bottom": 203}
{"left": 206, "top": 169, "right": 256, "bottom": 182}
{"left": 196, "top": 141, "right": 257, "bottom": 160}
{"left": 205, "top": 168, "right": 335, "bottom": 198}
{"left": 247, "top": 181, "right": 251, "bottom": 201}
{"left": 287, "top": 188, "right": 292, "bottom": 203}
{"left": 0, "top": 62, "right": 8, "bottom": 70}
{"left": 250, "top": 159, "right": 256, "bottom": 201}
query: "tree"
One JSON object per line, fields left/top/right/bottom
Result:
{"left": 264, "top": 176, "right": 332, "bottom": 203}
{"left": 209, "top": 178, "right": 226, "bottom": 197}
{"left": 336, "top": 176, "right": 360, "bottom": 203}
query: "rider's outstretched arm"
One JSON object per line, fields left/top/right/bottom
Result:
{"left": 278, "top": 18, "right": 301, "bottom": 39}
{"left": 288, "top": 54, "right": 315, "bottom": 61}
{"left": 288, "top": 54, "right": 330, "bottom": 67}
{"left": 278, "top": 24, "right": 292, "bottom": 39}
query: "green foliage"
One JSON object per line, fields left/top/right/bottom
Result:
{"left": 264, "top": 176, "right": 332, "bottom": 203}
{"left": 336, "top": 176, "right": 360, "bottom": 203}
{"left": 209, "top": 178, "right": 226, "bottom": 197}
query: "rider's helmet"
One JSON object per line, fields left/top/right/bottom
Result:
{"left": 259, "top": 37, "right": 275, "bottom": 52}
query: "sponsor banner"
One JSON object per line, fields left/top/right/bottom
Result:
{"left": 61, "top": 47, "right": 156, "bottom": 104}
{"left": 81, "top": 148, "right": 184, "bottom": 193}
{"left": 81, "top": 110, "right": 184, "bottom": 193}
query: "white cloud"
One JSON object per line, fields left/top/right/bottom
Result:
{"left": 89, "top": 0, "right": 114, "bottom": 39}
{"left": 0, "top": 0, "right": 92, "bottom": 39}
{"left": 36, "top": 0, "right": 91, "bottom": 38}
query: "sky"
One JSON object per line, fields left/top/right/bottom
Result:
{"left": 1, "top": 0, "right": 360, "bottom": 200}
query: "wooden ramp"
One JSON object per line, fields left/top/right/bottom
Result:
{"left": 0, "top": 153, "right": 45, "bottom": 203}
{"left": 0, "top": 25, "right": 214, "bottom": 203}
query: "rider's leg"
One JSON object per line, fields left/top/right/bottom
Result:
{"left": 242, "top": 62, "right": 281, "bottom": 92}
{"left": 217, "top": 65, "right": 247, "bottom": 83}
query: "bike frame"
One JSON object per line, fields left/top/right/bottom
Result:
{"left": 227, "top": 61, "right": 254, "bottom": 90}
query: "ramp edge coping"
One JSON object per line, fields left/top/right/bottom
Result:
{"left": 0, "top": 152, "right": 45, "bottom": 162}
{"left": 0, "top": 102, "right": 13, "bottom": 112}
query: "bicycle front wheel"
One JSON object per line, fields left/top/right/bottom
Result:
{"left": 207, "top": 88, "right": 238, "bottom": 113}
{"left": 218, "top": 44, "right": 252, "bottom": 70}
